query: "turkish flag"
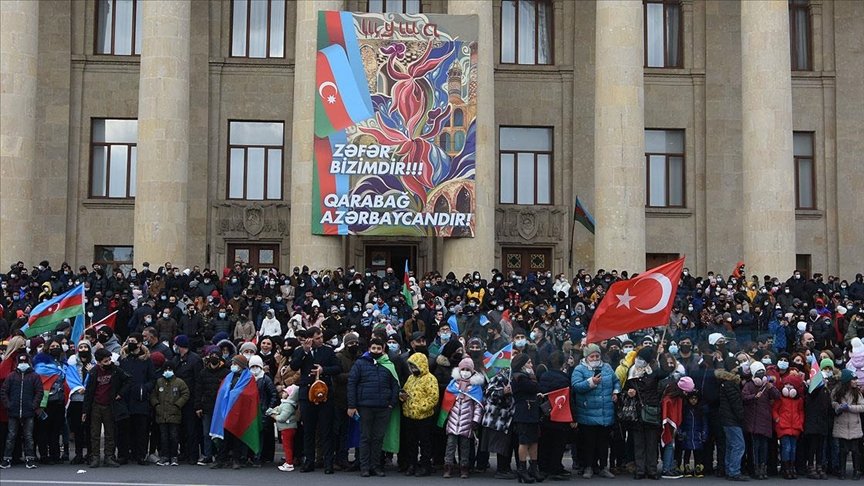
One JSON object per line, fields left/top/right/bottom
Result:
{"left": 586, "top": 257, "right": 686, "bottom": 343}
{"left": 546, "top": 387, "right": 573, "bottom": 423}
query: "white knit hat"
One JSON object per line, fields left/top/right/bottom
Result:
{"left": 852, "top": 338, "right": 864, "bottom": 356}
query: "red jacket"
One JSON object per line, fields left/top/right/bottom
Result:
{"left": 772, "top": 395, "right": 804, "bottom": 438}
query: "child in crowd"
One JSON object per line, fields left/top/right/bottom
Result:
{"left": 773, "top": 373, "right": 805, "bottom": 479}
{"left": 268, "top": 384, "right": 299, "bottom": 472}
{"left": 442, "top": 357, "right": 485, "bottom": 479}
{"left": 150, "top": 362, "right": 190, "bottom": 466}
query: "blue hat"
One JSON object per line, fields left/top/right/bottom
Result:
{"left": 174, "top": 334, "right": 190, "bottom": 348}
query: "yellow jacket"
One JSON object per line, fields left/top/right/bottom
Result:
{"left": 402, "top": 352, "right": 439, "bottom": 420}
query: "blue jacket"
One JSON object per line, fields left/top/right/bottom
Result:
{"left": 570, "top": 361, "right": 620, "bottom": 426}
{"left": 347, "top": 353, "right": 398, "bottom": 409}
{"left": 681, "top": 402, "right": 709, "bottom": 450}
{"left": 119, "top": 348, "right": 157, "bottom": 415}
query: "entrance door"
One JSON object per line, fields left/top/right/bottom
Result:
{"left": 365, "top": 245, "right": 416, "bottom": 280}
{"left": 502, "top": 247, "right": 551, "bottom": 277}
{"left": 227, "top": 243, "right": 280, "bottom": 271}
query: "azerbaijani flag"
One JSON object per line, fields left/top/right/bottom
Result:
{"left": 402, "top": 260, "right": 414, "bottom": 308}
{"left": 484, "top": 343, "right": 513, "bottom": 370}
{"left": 314, "top": 44, "right": 373, "bottom": 138}
{"left": 436, "top": 378, "right": 484, "bottom": 428}
{"left": 34, "top": 362, "right": 65, "bottom": 408}
{"left": 574, "top": 195, "right": 596, "bottom": 234}
{"left": 210, "top": 369, "right": 261, "bottom": 454}
{"left": 22, "top": 284, "right": 85, "bottom": 338}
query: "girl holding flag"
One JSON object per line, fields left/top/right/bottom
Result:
{"left": 66, "top": 340, "right": 93, "bottom": 464}
{"left": 33, "top": 338, "right": 67, "bottom": 464}
{"left": 440, "top": 356, "right": 485, "bottom": 479}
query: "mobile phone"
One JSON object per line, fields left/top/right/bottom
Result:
{"left": 593, "top": 369, "right": 602, "bottom": 377}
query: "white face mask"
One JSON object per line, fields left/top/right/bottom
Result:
{"left": 252, "top": 367, "right": 264, "bottom": 377}
{"left": 587, "top": 359, "right": 602, "bottom": 369}
{"left": 460, "top": 370, "right": 472, "bottom": 379}
{"left": 635, "top": 358, "right": 647, "bottom": 368}
{"left": 230, "top": 364, "right": 240, "bottom": 373}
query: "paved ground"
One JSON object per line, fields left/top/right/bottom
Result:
{"left": 0, "top": 463, "right": 816, "bottom": 486}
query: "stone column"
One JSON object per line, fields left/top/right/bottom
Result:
{"left": 593, "top": 0, "right": 645, "bottom": 273}
{"left": 443, "top": 0, "right": 495, "bottom": 276}
{"left": 289, "top": 0, "right": 344, "bottom": 270}
{"left": 741, "top": 0, "right": 796, "bottom": 277}
{"left": 0, "top": 0, "right": 39, "bottom": 267}
{"left": 133, "top": 0, "right": 191, "bottom": 267}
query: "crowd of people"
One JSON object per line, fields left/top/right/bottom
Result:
{"left": 1, "top": 258, "right": 864, "bottom": 482}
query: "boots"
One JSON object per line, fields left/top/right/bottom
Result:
{"left": 758, "top": 464, "right": 767, "bottom": 480}
{"left": 460, "top": 466, "right": 470, "bottom": 479}
{"left": 517, "top": 461, "right": 535, "bottom": 484}
{"left": 528, "top": 461, "right": 546, "bottom": 483}
{"left": 443, "top": 464, "right": 452, "bottom": 478}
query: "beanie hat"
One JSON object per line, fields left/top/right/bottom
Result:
{"left": 458, "top": 356, "right": 475, "bottom": 372}
{"left": 837, "top": 306, "right": 847, "bottom": 316}
{"left": 231, "top": 354, "right": 248, "bottom": 369}
{"left": 343, "top": 332, "right": 359, "bottom": 346}
{"left": 203, "top": 345, "right": 219, "bottom": 357}
{"left": 796, "top": 321, "right": 807, "bottom": 332}
{"left": 677, "top": 376, "right": 695, "bottom": 393}
{"left": 94, "top": 348, "right": 112, "bottom": 361}
{"left": 851, "top": 338, "right": 864, "bottom": 355}
{"left": 820, "top": 358, "right": 834, "bottom": 370}
{"left": 749, "top": 361, "right": 766, "bottom": 376}
{"left": 150, "top": 351, "right": 166, "bottom": 369}
{"left": 708, "top": 333, "right": 724, "bottom": 346}
{"left": 212, "top": 331, "right": 229, "bottom": 344}
{"left": 637, "top": 346, "right": 656, "bottom": 363}
{"left": 239, "top": 342, "right": 258, "bottom": 354}
{"left": 248, "top": 355, "right": 264, "bottom": 369}
{"left": 511, "top": 353, "right": 530, "bottom": 373}
{"left": 584, "top": 343, "right": 601, "bottom": 357}
{"left": 173, "top": 334, "right": 190, "bottom": 348}
{"left": 841, "top": 369, "right": 855, "bottom": 383}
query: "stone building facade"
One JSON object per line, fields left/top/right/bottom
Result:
{"left": 1, "top": 0, "right": 861, "bottom": 279}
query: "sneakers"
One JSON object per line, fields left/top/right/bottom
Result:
{"left": 197, "top": 457, "right": 212, "bottom": 466}
{"left": 0, "top": 458, "right": 11, "bottom": 469}
{"left": 157, "top": 458, "right": 170, "bottom": 466}
{"left": 694, "top": 464, "right": 705, "bottom": 478}
{"left": 104, "top": 457, "right": 120, "bottom": 468}
{"left": 170, "top": 458, "right": 179, "bottom": 466}
{"left": 598, "top": 468, "right": 616, "bottom": 478}
{"left": 25, "top": 458, "right": 37, "bottom": 469}
{"left": 278, "top": 463, "right": 294, "bottom": 472}
{"left": 583, "top": 468, "right": 594, "bottom": 479}
{"left": 662, "top": 470, "right": 684, "bottom": 479}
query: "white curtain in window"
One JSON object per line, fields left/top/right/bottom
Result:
{"left": 646, "top": 3, "right": 664, "bottom": 67}
{"left": 267, "top": 149, "right": 282, "bottom": 199}
{"left": 536, "top": 154, "right": 550, "bottom": 204}
{"left": 795, "top": 9, "right": 809, "bottom": 69}
{"left": 797, "top": 158, "right": 813, "bottom": 208}
{"left": 229, "top": 148, "right": 245, "bottom": 199}
{"left": 518, "top": 0, "right": 536, "bottom": 64}
{"left": 269, "top": 0, "right": 285, "bottom": 57}
{"left": 665, "top": 4, "right": 680, "bottom": 67}
{"left": 246, "top": 147, "right": 265, "bottom": 200}
{"left": 248, "top": 0, "right": 268, "bottom": 58}
{"left": 500, "top": 154, "right": 515, "bottom": 203}
{"left": 501, "top": 0, "right": 516, "bottom": 63}
{"left": 114, "top": 0, "right": 134, "bottom": 55}
{"left": 648, "top": 155, "right": 666, "bottom": 206}
{"left": 97, "top": 0, "right": 113, "bottom": 54}
{"left": 232, "top": 0, "right": 248, "bottom": 56}
{"left": 108, "top": 145, "right": 129, "bottom": 197}
{"left": 537, "top": 2, "right": 551, "bottom": 64}
{"left": 516, "top": 153, "right": 535, "bottom": 204}
{"left": 92, "top": 147, "right": 108, "bottom": 197}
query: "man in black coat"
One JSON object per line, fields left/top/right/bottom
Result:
{"left": 715, "top": 369, "right": 747, "bottom": 480}
{"left": 195, "top": 347, "right": 230, "bottom": 465}
{"left": 171, "top": 334, "right": 203, "bottom": 464}
{"left": 117, "top": 334, "right": 157, "bottom": 465}
{"left": 290, "top": 326, "right": 342, "bottom": 473}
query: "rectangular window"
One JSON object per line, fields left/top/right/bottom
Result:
{"left": 789, "top": 0, "right": 811, "bottom": 71}
{"left": 499, "top": 127, "right": 553, "bottom": 205}
{"left": 228, "top": 121, "right": 284, "bottom": 200}
{"left": 645, "top": 129, "right": 685, "bottom": 207}
{"left": 644, "top": 0, "right": 682, "bottom": 68}
{"left": 91, "top": 119, "right": 138, "bottom": 198}
{"left": 794, "top": 131, "right": 815, "bottom": 209}
{"left": 230, "top": 0, "right": 287, "bottom": 58}
{"left": 500, "top": 0, "right": 553, "bottom": 65}
{"left": 367, "top": 0, "right": 421, "bottom": 13}
{"left": 95, "top": 0, "right": 141, "bottom": 55}
{"left": 94, "top": 245, "right": 134, "bottom": 274}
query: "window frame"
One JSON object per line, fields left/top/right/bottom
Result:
{"left": 789, "top": 0, "right": 812, "bottom": 71}
{"left": 499, "top": 0, "right": 554, "bottom": 66}
{"left": 644, "top": 128, "right": 686, "bottom": 208}
{"left": 793, "top": 131, "right": 816, "bottom": 210}
{"left": 94, "top": 0, "right": 141, "bottom": 56}
{"left": 498, "top": 125, "right": 554, "bottom": 206}
{"left": 226, "top": 119, "right": 286, "bottom": 201}
{"left": 93, "top": 245, "right": 134, "bottom": 275}
{"left": 643, "top": 0, "right": 683, "bottom": 68}
{"left": 366, "top": 0, "right": 422, "bottom": 13}
{"left": 229, "top": 0, "right": 288, "bottom": 59}
{"left": 89, "top": 118, "right": 138, "bottom": 199}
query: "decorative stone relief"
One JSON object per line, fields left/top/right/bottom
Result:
{"left": 495, "top": 206, "right": 568, "bottom": 241}
{"left": 212, "top": 203, "right": 290, "bottom": 240}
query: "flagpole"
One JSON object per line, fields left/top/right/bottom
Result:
{"left": 568, "top": 198, "right": 576, "bottom": 271}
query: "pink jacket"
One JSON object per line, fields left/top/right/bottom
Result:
{"left": 445, "top": 369, "right": 485, "bottom": 437}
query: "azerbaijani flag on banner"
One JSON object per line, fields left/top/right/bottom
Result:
{"left": 483, "top": 343, "right": 513, "bottom": 375}
{"left": 402, "top": 260, "right": 414, "bottom": 308}
{"left": 436, "top": 378, "right": 485, "bottom": 428}
{"left": 314, "top": 44, "right": 373, "bottom": 138}
{"left": 34, "top": 362, "right": 65, "bottom": 408}
{"left": 22, "top": 284, "right": 85, "bottom": 338}
{"left": 574, "top": 195, "right": 596, "bottom": 234}
{"left": 210, "top": 369, "right": 261, "bottom": 454}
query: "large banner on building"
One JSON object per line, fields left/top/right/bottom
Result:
{"left": 312, "top": 11, "right": 477, "bottom": 237}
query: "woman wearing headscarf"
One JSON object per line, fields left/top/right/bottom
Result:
{"left": 510, "top": 352, "right": 543, "bottom": 483}
{"left": 623, "top": 346, "right": 662, "bottom": 479}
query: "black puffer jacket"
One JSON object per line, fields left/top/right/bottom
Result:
{"left": 0, "top": 367, "right": 43, "bottom": 418}
{"left": 347, "top": 353, "right": 399, "bottom": 409}
{"left": 538, "top": 368, "right": 575, "bottom": 429}
{"left": 715, "top": 370, "right": 745, "bottom": 427}
{"left": 195, "top": 363, "right": 230, "bottom": 415}
{"left": 804, "top": 383, "right": 833, "bottom": 435}
{"left": 119, "top": 346, "right": 157, "bottom": 416}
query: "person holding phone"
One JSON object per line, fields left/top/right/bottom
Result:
{"left": 570, "top": 343, "right": 620, "bottom": 479}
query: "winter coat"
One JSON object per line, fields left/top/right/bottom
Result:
{"left": 511, "top": 370, "right": 540, "bottom": 424}
{"left": 119, "top": 345, "right": 157, "bottom": 416}
{"left": 772, "top": 395, "right": 805, "bottom": 438}
{"left": 804, "top": 384, "right": 833, "bottom": 436}
{"left": 539, "top": 368, "right": 575, "bottom": 429}
{"left": 348, "top": 353, "right": 399, "bottom": 409}
{"left": 832, "top": 389, "right": 864, "bottom": 440}
{"left": 194, "top": 364, "right": 229, "bottom": 415}
{"left": 846, "top": 352, "right": 864, "bottom": 382}
{"left": 402, "top": 352, "right": 439, "bottom": 420}
{"left": 83, "top": 363, "right": 131, "bottom": 420}
{"left": 680, "top": 402, "right": 709, "bottom": 450}
{"left": 742, "top": 379, "right": 781, "bottom": 437}
{"left": 0, "top": 367, "right": 43, "bottom": 418}
{"left": 332, "top": 347, "right": 357, "bottom": 410}
{"left": 156, "top": 317, "right": 178, "bottom": 340}
{"left": 481, "top": 370, "right": 515, "bottom": 432}
{"left": 571, "top": 360, "right": 620, "bottom": 426}
{"left": 432, "top": 353, "right": 457, "bottom": 391}
{"left": 289, "top": 344, "right": 342, "bottom": 402}
{"left": 445, "top": 368, "right": 485, "bottom": 436}
{"left": 715, "top": 370, "right": 744, "bottom": 427}
{"left": 150, "top": 376, "right": 190, "bottom": 424}
{"left": 171, "top": 351, "right": 203, "bottom": 400}
{"left": 268, "top": 389, "right": 299, "bottom": 431}
{"left": 255, "top": 374, "right": 279, "bottom": 412}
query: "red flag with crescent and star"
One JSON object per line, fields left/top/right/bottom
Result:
{"left": 546, "top": 387, "right": 573, "bottom": 423}
{"left": 586, "top": 257, "right": 685, "bottom": 343}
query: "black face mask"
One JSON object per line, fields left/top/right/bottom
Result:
{"left": 450, "top": 352, "right": 463, "bottom": 364}
{"left": 679, "top": 344, "right": 693, "bottom": 354}
{"left": 97, "top": 335, "right": 109, "bottom": 344}
{"left": 50, "top": 348, "right": 63, "bottom": 358}
{"left": 369, "top": 351, "right": 383, "bottom": 360}
{"left": 127, "top": 342, "right": 139, "bottom": 353}
{"left": 78, "top": 351, "right": 91, "bottom": 361}
{"left": 413, "top": 345, "right": 428, "bottom": 356}
{"left": 347, "top": 346, "right": 359, "bottom": 357}
{"left": 412, "top": 369, "right": 422, "bottom": 377}
{"left": 208, "top": 357, "right": 221, "bottom": 367}
{"left": 469, "top": 350, "right": 484, "bottom": 360}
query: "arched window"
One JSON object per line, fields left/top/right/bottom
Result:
{"left": 453, "top": 108, "right": 464, "bottom": 127}
{"left": 440, "top": 132, "right": 451, "bottom": 151}
{"left": 454, "top": 131, "right": 465, "bottom": 151}
{"left": 434, "top": 196, "right": 450, "bottom": 213}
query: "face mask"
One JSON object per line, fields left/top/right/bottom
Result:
{"left": 635, "top": 358, "right": 647, "bottom": 368}
{"left": 17, "top": 363, "right": 30, "bottom": 372}
{"left": 219, "top": 312, "right": 226, "bottom": 318}
{"left": 752, "top": 376, "right": 764, "bottom": 386}
{"left": 822, "top": 371, "right": 832, "bottom": 379}
{"left": 369, "top": 351, "right": 383, "bottom": 360}
{"left": 740, "top": 362, "right": 751, "bottom": 374}
{"left": 669, "top": 345, "right": 679, "bottom": 355}
{"left": 97, "top": 335, "right": 109, "bottom": 344}
{"left": 412, "top": 369, "right": 422, "bottom": 377}
{"left": 251, "top": 367, "right": 264, "bottom": 377}
{"left": 61, "top": 344, "right": 69, "bottom": 353}
{"left": 144, "top": 316, "right": 152, "bottom": 324}
{"left": 623, "top": 346, "right": 634, "bottom": 354}
{"left": 529, "top": 331, "right": 537, "bottom": 341}
{"left": 440, "top": 333, "right": 451, "bottom": 343}
{"left": 329, "top": 337, "right": 339, "bottom": 346}
{"left": 515, "top": 338, "right": 527, "bottom": 348}
{"left": 587, "top": 359, "right": 602, "bottom": 369}
{"left": 93, "top": 301, "right": 101, "bottom": 307}
{"left": 231, "top": 278, "right": 238, "bottom": 284}
{"left": 50, "top": 348, "right": 63, "bottom": 358}
{"left": 777, "top": 361, "right": 789, "bottom": 371}
{"left": 127, "top": 342, "right": 139, "bottom": 352}
{"left": 163, "top": 370, "right": 174, "bottom": 379}
{"left": 761, "top": 357, "right": 772, "bottom": 365}
{"left": 460, "top": 370, "right": 472, "bottom": 379}
{"left": 387, "top": 343, "right": 399, "bottom": 352}
{"left": 163, "top": 313, "right": 170, "bottom": 319}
